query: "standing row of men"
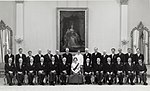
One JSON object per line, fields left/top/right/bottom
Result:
{"left": 4, "top": 47, "right": 148, "bottom": 85}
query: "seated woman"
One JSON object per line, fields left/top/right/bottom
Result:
{"left": 48, "top": 56, "right": 58, "bottom": 85}
{"left": 16, "top": 58, "right": 26, "bottom": 86}
{"left": 83, "top": 58, "right": 92, "bottom": 84}
{"left": 115, "top": 57, "right": 124, "bottom": 85}
{"left": 26, "top": 57, "right": 36, "bottom": 85}
{"left": 59, "top": 57, "right": 69, "bottom": 85}
{"left": 5, "top": 58, "right": 15, "bottom": 85}
{"left": 93, "top": 58, "right": 104, "bottom": 85}
{"left": 136, "top": 59, "right": 148, "bottom": 85}
{"left": 68, "top": 57, "right": 83, "bottom": 84}
{"left": 125, "top": 58, "right": 136, "bottom": 85}
{"left": 36, "top": 57, "right": 46, "bottom": 85}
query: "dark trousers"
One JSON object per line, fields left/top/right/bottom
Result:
{"left": 117, "top": 73, "right": 124, "bottom": 84}
{"left": 84, "top": 74, "right": 91, "bottom": 84}
{"left": 16, "top": 73, "right": 24, "bottom": 85}
{"left": 49, "top": 72, "right": 56, "bottom": 84}
{"left": 95, "top": 72, "right": 103, "bottom": 84}
{"left": 5, "top": 73, "right": 14, "bottom": 85}
{"left": 105, "top": 73, "right": 114, "bottom": 84}
{"left": 60, "top": 73, "right": 67, "bottom": 84}
{"left": 28, "top": 73, "right": 35, "bottom": 85}
{"left": 139, "top": 72, "right": 147, "bottom": 83}
{"left": 37, "top": 73, "right": 45, "bottom": 85}
{"left": 127, "top": 73, "right": 135, "bottom": 84}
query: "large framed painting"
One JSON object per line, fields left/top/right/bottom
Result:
{"left": 57, "top": 8, "right": 88, "bottom": 52}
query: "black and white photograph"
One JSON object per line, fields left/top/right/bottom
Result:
{"left": 0, "top": 0, "right": 150, "bottom": 91}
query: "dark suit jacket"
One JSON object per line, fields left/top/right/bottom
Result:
{"left": 59, "top": 62, "right": 69, "bottom": 75}
{"left": 47, "top": 62, "right": 58, "bottom": 74}
{"left": 36, "top": 62, "right": 46, "bottom": 73}
{"left": 109, "top": 54, "right": 117, "bottom": 64}
{"left": 44, "top": 54, "right": 53, "bottom": 64}
{"left": 26, "top": 56, "right": 35, "bottom": 65}
{"left": 5, "top": 63, "right": 15, "bottom": 74}
{"left": 101, "top": 54, "right": 109, "bottom": 65}
{"left": 35, "top": 54, "right": 44, "bottom": 64}
{"left": 4, "top": 54, "right": 14, "bottom": 64}
{"left": 16, "top": 63, "right": 26, "bottom": 74}
{"left": 83, "top": 53, "right": 92, "bottom": 65}
{"left": 83, "top": 63, "right": 92, "bottom": 74}
{"left": 116, "top": 53, "right": 125, "bottom": 63}
{"left": 62, "top": 53, "right": 72, "bottom": 66}
{"left": 92, "top": 52, "right": 101, "bottom": 67}
{"left": 134, "top": 54, "right": 144, "bottom": 64}
{"left": 125, "top": 63, "right": 136, "bottom": 73}
{"left": 26, "top": 62, "right": 36, "bottom": 74}
{"left": 115, "top": 62, "right": 124, "bottom": 72}
{"left": 104, "top": 63, "right": 114, "bottom": 73}
{"left": 125, "top": 53, "right": 134, "bottom": 63}
{"left": 93, "top": 63, "right": 103, "bottom": 74}
{"left": 15, "top": 54, "right": 26, "bottom": 66}
{"left": 136, "top": 63, "right": 147, "bottom": 73}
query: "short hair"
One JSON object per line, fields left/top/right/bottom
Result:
{"left": 111, "top": 48, "right": 115, "bottom": 51}
{"left": 18, "top": 48, "right": 23, "bottom": 51}
{"left": 28, "top": 51, "right": 32, "bottom": 54}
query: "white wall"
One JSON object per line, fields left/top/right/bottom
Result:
{"left": 23, "top": 0, "right": 120, "bottom": 55}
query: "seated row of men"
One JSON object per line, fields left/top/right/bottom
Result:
{"left": 4, "top": 47, "right": 148, "bottom": 85}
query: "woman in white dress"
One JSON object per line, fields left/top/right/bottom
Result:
{"left": 68, "top": 57, "right": 83, "bottom": 84}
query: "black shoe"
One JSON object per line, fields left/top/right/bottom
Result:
{"left": 131, "top": 83, "right": 135, "bottom": 85}
{"left": 143, "top": 83, "right": 148, "bottom": 85}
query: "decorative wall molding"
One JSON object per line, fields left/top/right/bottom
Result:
{"left": 120, "top": 0, "right": 128, "bottom": 5}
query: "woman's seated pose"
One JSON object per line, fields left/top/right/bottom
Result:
{"left": 5, "top": 58, "right": 15, "bottom": 85}
{"left": 115, "top": 57, "right": 124, "bottom": 85}
{"left": 48, "top": 56, "right": 58, "bottom": 85}
{"left": 104, "top": 57, "right": 115, "bottom": 85}
{"left": 125, "top": 58, "right": 136, "bottom": 85}
{"left": 16, "top": 58, "right": 26, "bottom": 86}
{"left": 59, "top": 57, "right": 69, "bottom": 85}
{"left": 93, "top": 58, "right": 104, "bottom": 85}
{"left": 36, "top": 57, "right": 46, "bottom": 85}
{"left": 83, "top": 58, "right": 92, "bottom": 84}
{"left": 136, "top": 59, "right": 148, "bottom": 85}
{"left": 26, "top": 57, "right": 36, "bottom": 85}
{"left": 68, "top": 57, "right": 83, "bottom": 84}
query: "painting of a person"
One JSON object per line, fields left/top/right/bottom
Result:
{"left": 64, "top": 25, "right": 82, "bottom": 49}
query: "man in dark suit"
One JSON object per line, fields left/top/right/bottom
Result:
{"left": 125, "top": 58, "right": 136, "bottom": 85}
{"left": 134, "top": 48, "right": 144, "bottom": 64}
{"left": 116, "top": 48, "right": 125, "bottom": 63}
{"left": 59, "top": 57, "right": 69, "bottom": 85}
{"left": 4, "top": 49, "right": 14, "bottom": 64}
{"left": 104, "top": 57, "right": 115, "bottom": 85}
{"left": 26, "top": 51, "right": 34, "bottom": 65}
{"left": 26, "top": 57, "right": 36, "bottom": 85}
{"left": 83, "top": 58, "right": 92, "bottom": 84}
{"left": 54, "top": 50, "right": 62, "bottom": 84}
{"left": 83, "top": 48, "right": 92, "bottom": 65}
{"left": 93, "top": 58, "right": 104, "bottom": 85}
{"left": 15, "top": 48, "right": 26, "bottom": 66}
{"left": 136, "top": 59, "right": 148, "bottom": 85}
{"left": 36, "top": 57, "right": 46, "bottom": 85}
{"left": 16, "top": 58, "right": 26, "bottom": 86}
{"left": 125, "top": 48, "right": 134, "bottom": 64}
{"left": 109, "top": 48, "right": 117, "bottom": 64}
{"left": 5, "top": 58, "right": 15, "bottom": 85}
{"left": 47, "top": 56, "right": 58, "bottom": 85}
{"left": 44, "top": 49, "right": 53, "bottom": 64}
{"left": 35, "top": 49, "right": 44, "bottom": 64}
{"left": 101, "top": 50, "right": 108, "bottom": 65}
{"left": 92, "top": 47, "right": 101, "bottom": 68}
{"left": 134, "top": 48, "right": 144, "bottom": 83}
{"left": 62, "top": 48, "right": 72, "bottom": 75}
{"left": 115, "top": 57, "right": 124, "bottom": 85}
